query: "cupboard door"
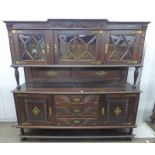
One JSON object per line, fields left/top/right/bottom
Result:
{"left": 53, "top": 30, "right": 104, "bottom": 65}
{"left": 12, "top": 30, "right": 52, "bottom": 65}
{"left": 104, "top": 30, "right": 142, "bottom": 64}
{"left": 105, "top": 94, "right": 139, "bottom": 125}
{"left": 15, "top": 94, "right": 52, "bottom": 126}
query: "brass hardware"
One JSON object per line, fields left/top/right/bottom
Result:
{"left": 92, "top": 30, "right": 104, "bottom": 34}
{"left": 16, "top": 61, "right": 27, "bottom": 64}
{"left": 22, "top": 122, "right": 31, "bottom": 125}
{"left": 102, "top": 107, "right": 104, "bottom": 115}
{"left": 125, "top": 60, "right": 138, "bottom": 64}
{"left": 12, "top": 30, "right": 16, "bottom": 34}
{"left": 73, "top": 109, "right": 80, "bottom": 113}
{"left": 54, "top": 44, "right": 57, "bottom": 54}
{"left": 135, "top": 30, "right": 142, "bottom": 34}
{"left": 91, "top": 60, "right": 101, "bottom": 65}
{"left": 73, "top": 120, "right": 80, "bottom": 124}
{"left": 46, "top": 43, "right": 50, "bottom": 53}
{"left": 73, "top": 98, "right": 81, "bottom": 103}
{"left": 95, "top": 71, "right": 107, "bottom": 76}
{"left": 105, "top": 44, "right": 108, "bottom": 54}
{"left": 17, "top": 94, "right": 27, "bottom": 97}
{"left": 49, "top": 107, "right": 52, "bottom": 115}
{"left": 32, "top": 106, "right": 40, "bottom": 116}
{"left": 114, "top": 106, "right": 122, "bottom": 116}
{"left": 46, "top": 71, "right": 58, "bottom": 77}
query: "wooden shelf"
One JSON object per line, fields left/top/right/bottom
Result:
{"left": 11, "top": 64, "right": 143, "bottom": 68}
{"left": 13, "top": 82, "right": 140, "bottom": 94}
{"left": 19, "top": 128, "right": 134, "bottom": 141}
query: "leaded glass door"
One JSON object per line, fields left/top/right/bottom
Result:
{"left": 104, "top": 31, "right": 142, "bottom": 64}
{"left": 12, "top": 30, "right": 52, "bottom": 65}
{"left": 53, "top": 30, "right": 104, "bottom": 65}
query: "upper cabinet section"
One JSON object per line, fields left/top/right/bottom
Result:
{"left": 4, "top": 19, "right": 149, "bottom": 66}
{"left": 8, "top": 30, "right": 52, "bottom": 65}
{"left": 104, "top": 30, "right": 143, "bottom": 64}
{"left": 53, "top": 30, "right": 104, "bottom": 65}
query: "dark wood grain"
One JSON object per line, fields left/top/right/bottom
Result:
{"left": 5, "top": 19, "right": 149, "bottom": 140}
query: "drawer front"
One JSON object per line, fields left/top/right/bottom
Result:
{"left": 55, "top": 95, "right": 99, "bottom": 106}
{"left": 55, "top": 105, "right": 98, "bottom": 117}
{"left": 56, "top": 118, "right": 98, "bottom": 126}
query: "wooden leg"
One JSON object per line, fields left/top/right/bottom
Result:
{"left": 20, "top": 128, "right": 25, "bottom": 135}
{"left": 129, "top": 128, "right": 133, "bottom": 135}
{"left": 14, "top": 67, "right": 21, "bottom": 90}
{"left": 133, "top": 67, "right": 139, "bottom": 88}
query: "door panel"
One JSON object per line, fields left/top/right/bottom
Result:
{"left": 53, "top": 30, "right": 104, "bottom": 65}
{"left": 12, "top": 30, "right": 52, "bottom": 65}
{"left": 105, "top": 94, "right": 139, "bottom": 125}
{"left": 15, "top": 94, "right": 52, "bottom": 126}
{"left": 104, "top": 30, "right": 142, "bottom": 64}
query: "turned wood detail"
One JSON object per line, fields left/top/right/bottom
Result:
{"left": 14, "top": 67, "right": 20, "bottom": 90}
{"left": 151, "top": 103, "right": 155, "bottom": 123}
{"left": 133, "top": 67, "right": 140, "bottom": 88}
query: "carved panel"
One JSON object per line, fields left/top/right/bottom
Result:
{"left": 107, "top": 98, "right": 129, "bottom": 123}
{"left": 55, "top": 118, "right": 97, "bottom": 126}
{"left": 55, "top": 105, "right": 98, "bottom": 116}
{"left": 55, "top": 95, "right": 99, "bottom": 106}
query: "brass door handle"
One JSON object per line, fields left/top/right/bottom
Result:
{"left": 46, "top": 43, "right": 50, "bottom": 53}
{"left": 102, "top": 107, "right": 104, "bottom": 115}
{"left": 49, "top": 107, "right": 52, "bottom": 116}
{"left": 105, "top": 44, "right": 108, "bottom": 54}
{"left": 54, "top": 44, "right": 57, "bottom": 54}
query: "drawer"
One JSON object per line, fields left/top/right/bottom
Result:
{"left": 55, "top": 118, "right": 98, "bottom": 126}
{"left": 55, "top": 95, "right": 99, "bottom": 106}
{"left": 55, "top": 105, "right": 98, "bottom": 116}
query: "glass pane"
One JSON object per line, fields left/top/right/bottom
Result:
{"left": 58, "top": 33, "right": 97, "bottom": 61}
{"left": 108, "top": 34, "right": 136, "bottom": 61}
{"left": 18, "top": 34, "right": 47, "bottom": 61}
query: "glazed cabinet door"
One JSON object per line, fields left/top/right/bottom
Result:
{"left": 104, "top": 94, "right": 139, "bottom": 126}
{"left": 14, "top": 94, "right": 53, "bottom": 126}
{"left": 53, "top": 30, "right": 104, "bottom": 65}
{"left": 104, "top": 30, "right": 143, "bottom": 64}
{"left": 11, "top": 30, "right": 52, "bottom": 65}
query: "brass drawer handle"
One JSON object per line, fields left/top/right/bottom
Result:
{"left": 73, "top": 98, "right": 81, "bottom": 103}
{"left": 73, "top": 109, "right": 80, "bottom": 113}
{"left": 102, "top": 107, "right": 104, "bottom": 115}
{"left": 73, "top": 120, "right": 80, "bottom": 124}
{"left": 95, "top": 71, "right": 107, "bottom": 76}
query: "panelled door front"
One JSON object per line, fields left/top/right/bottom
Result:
{"left": 16, "top": 94, "right": 52, "bottom": 126}
{"left": 104, "top": 30, "right": 142, "bottom": 64}
{"left": 12, "top": 30, "right": 52, "bottom": 65}
{"left": 53, "top": 30, "right": 105, "bottom": 65}
{"left": 105, "top": 94, "right": 139, "bottom": 126}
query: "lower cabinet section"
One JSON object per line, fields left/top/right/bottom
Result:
{"left": 14, "top": 93, "right": 139, "bottom": 128}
